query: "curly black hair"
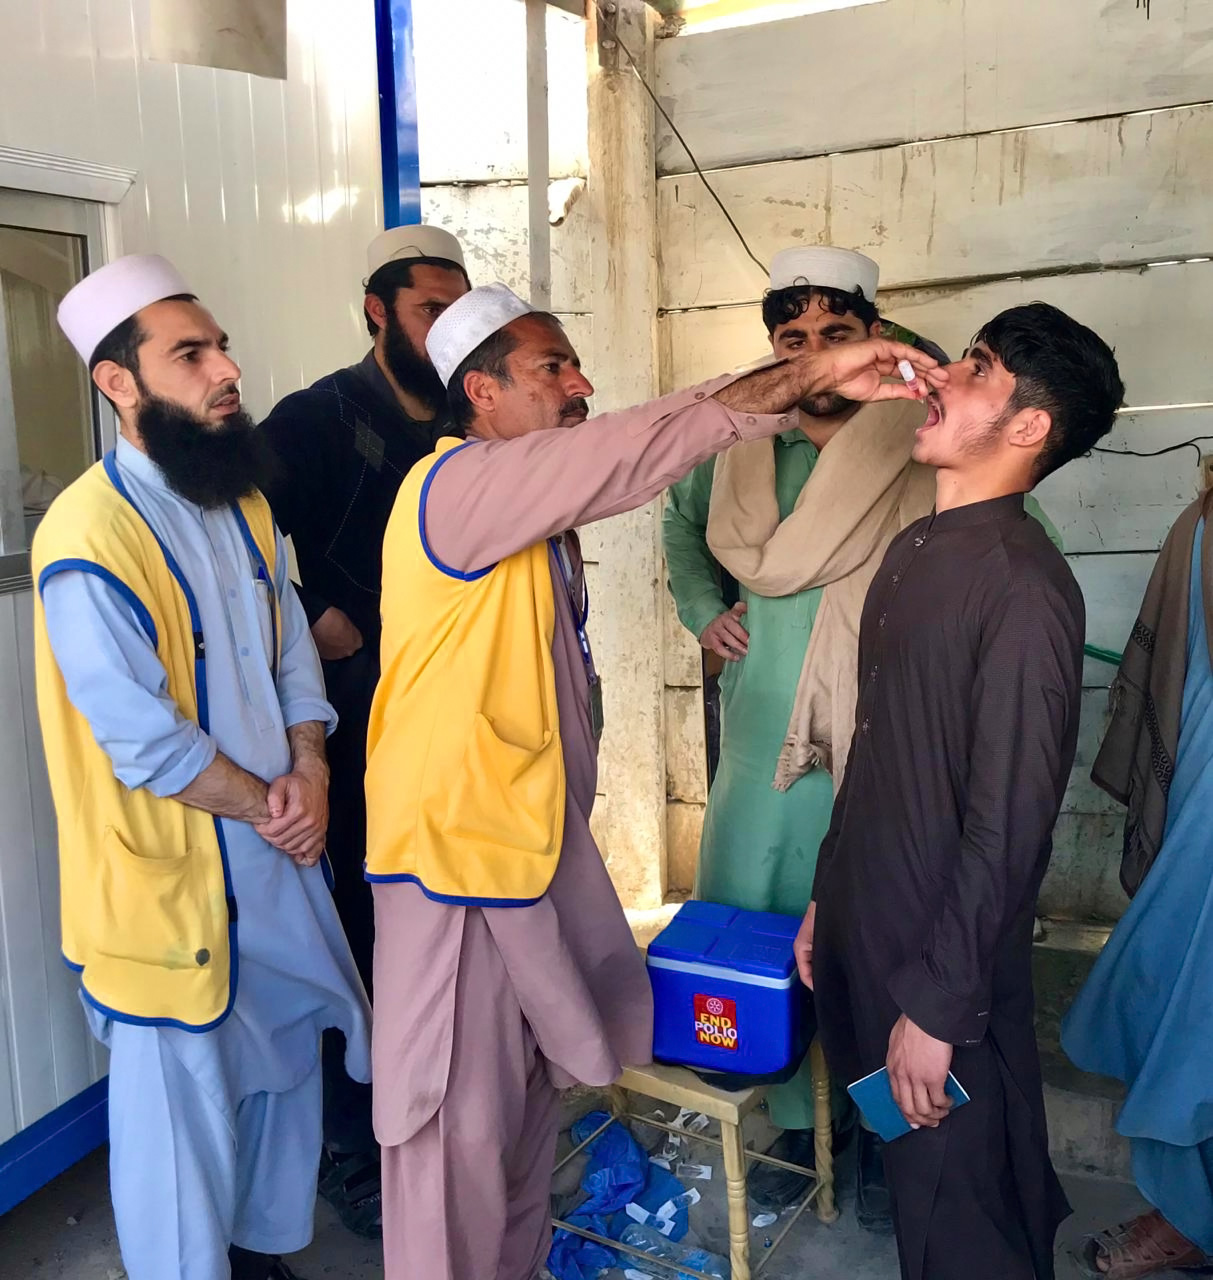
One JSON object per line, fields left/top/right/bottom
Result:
{"left": 761, "top": 283, "right": 879, "bottom": 335}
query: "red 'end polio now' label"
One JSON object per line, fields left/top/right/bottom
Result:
{"left": 694, "top": 994, "right": 739, "bottom": 1050}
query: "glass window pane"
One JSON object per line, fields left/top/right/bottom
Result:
{"left": 0, "top": 225, "right": 94, "bottom": 553}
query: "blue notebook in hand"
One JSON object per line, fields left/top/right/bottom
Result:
{"left": 847, "top": 1067, "right": 970, "bottom": 1143}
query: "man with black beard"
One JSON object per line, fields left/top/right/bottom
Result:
{"left": 259, "top": 225, "right": 469, "bottom": 1237}
{"left": 33, "top": 253, "right": 370, "bottom": 1280}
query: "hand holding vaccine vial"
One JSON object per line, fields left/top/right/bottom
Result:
{"left": 898, "top": 359, "right": 923, "bottom": 397}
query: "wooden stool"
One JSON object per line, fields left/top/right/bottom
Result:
{"left": 552, "top": 1041, "right": 837, "bottom": 1280}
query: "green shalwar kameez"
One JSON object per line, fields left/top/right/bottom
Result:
{"left": 664, "top": 430, "right": 829, "bottom": 1128}
{"left": 663, "top": 431, "right": 1063, "bottom": 1129}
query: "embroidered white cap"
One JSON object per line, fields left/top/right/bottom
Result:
{"left": 57, "top": 253, "right": 192, "bottom": 364}
{"left": 367, "top": 224, "right": 466, "bottom": 276}
{"left": 769, "top": 246, "right": 880, "bottom": 301}
{"left": 425, "top": 282, "right": 534, "bottom": 388}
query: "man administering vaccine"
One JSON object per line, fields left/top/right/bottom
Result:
{"left": 364, "top": 281, "right": 947, "bottom": 1279}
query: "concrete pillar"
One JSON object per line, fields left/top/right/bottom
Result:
{"left": 524, "top": 0, "right": 552, "bottom": 310}
{"left": 583, "top": 0, "right": 666, "bottom": 909}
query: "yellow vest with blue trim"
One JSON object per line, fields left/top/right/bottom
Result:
{"left": 365, "top": 437, "right": 566, "bottom": 904}
{"left": 31, "top": 452, "right": 280, "bottom": 1029}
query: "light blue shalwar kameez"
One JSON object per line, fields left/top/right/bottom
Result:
{"left": 1063, "top": 521, "right": 1213, "bottom": 1254}
{"left": 41, "top": 438, "right": 372, "bottom": 1280}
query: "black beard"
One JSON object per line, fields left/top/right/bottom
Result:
{"left": 137, "top": 395, "right": 276, "bottom": 509}
{"left": 799, "top": 391, "right": 857, "bottom": 418}
{"left": 383, "top": 309, "right": 446, "bottom": 413}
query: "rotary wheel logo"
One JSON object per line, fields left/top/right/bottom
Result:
{"left": 705, "top": 997, "right": 725, "bottom": 1016}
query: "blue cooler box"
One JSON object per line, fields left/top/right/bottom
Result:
{"left": 646, "top": 901, "right": 805, "bottom": 1076}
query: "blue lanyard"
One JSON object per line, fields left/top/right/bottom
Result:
{"left": 549, "top": 536, "right": 596, "bottom": 680}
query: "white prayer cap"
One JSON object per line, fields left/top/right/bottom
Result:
{"left": 769, "top": 246, "right": 880, "bottom": 302}
{"left": 367, "top": 224, "right": 466, "bottom": 277}
{"left": 57, "top": 253, "right": 192, "bottom": 364}
{"left": 425, "top": 282, "right": 534, "bottom": 388}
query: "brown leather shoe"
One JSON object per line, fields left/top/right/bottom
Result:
{"left": 1081, "top": 1210, "right": 1212, "bottom": 1279}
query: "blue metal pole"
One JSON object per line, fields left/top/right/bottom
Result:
{"left": 375, "top": 0, "right": 422, "bottom": 229}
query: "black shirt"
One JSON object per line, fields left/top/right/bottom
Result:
{"left": 813, "top": 494, "right": 1084, "bottom": 1046}
{"left": 260, "top": 351, "right": 449, "bottom": 644}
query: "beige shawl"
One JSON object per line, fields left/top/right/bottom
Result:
{"left": 705, "top": 399, "right": 935, "bottom": 792}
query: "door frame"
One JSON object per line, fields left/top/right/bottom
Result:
{"left": 0, "top": 151, "right": 134, "bottom": 594}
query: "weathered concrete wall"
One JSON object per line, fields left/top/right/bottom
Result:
{"left": 414, "top": 0, "right": 1213, "bottom": 917}
{"left": 654, "top": 1, "right": 1213, "bottom": 919}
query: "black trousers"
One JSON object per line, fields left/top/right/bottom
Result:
{"left": 813, "top": 919, "right": 1067, "bottom": 1280}
{"left": 319, "top": 648, "right": 378, "bottom": 1154}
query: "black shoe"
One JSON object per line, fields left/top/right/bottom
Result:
{"left": 229, "top": 1247, "right": 308, "bottom": 1280}
{"left": 318, "top": 1145, "right": 383, "bottom": 1240}
{"left": 855, "top": 1128, "right": 894, "bottom": 1234}
{"left": 748, "top": 1129, "right": 817, "bottom": 1211}
{"left": 265, "top": 1263, "right": 306, "bottom": 1280}
{"left": 748, "top": 1115, "right": 858, "bottom": 1214}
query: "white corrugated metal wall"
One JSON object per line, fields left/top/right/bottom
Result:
{"left": 0, "top": 0, "right": 383, "bottom": 1144}
{"left": 0, "top": 0, "right": 383, "bottom": 419}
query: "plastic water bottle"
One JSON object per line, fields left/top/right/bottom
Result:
{"left": 618, "top": 1222, "right": 730, "bottom": 1280}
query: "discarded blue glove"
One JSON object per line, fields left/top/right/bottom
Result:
{"left": 626, "top": 1163, "right": 693, "bottom": 1242}
{"left": 547, "top": 1216, "right": 616, "bottom": 1280}
{"left": 549, "top": 1112, "right": 697, "bottom": 1280}
{"left": 575, "top": 1111, "right": 648, "bottom": 1216}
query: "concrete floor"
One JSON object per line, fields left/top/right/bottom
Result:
{"left": 0, "top": 1104, "right": 1188, "bottom": 1280}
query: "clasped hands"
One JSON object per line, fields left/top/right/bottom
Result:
{"left": 795, "top": 900, "right": 954, "bottom": 1130}
{"left": 254, "top": 757, "right": 329, "bottom": 868}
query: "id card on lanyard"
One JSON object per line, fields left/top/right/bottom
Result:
{"left": 551, "top": 535, "right": 604, "bottom": 741}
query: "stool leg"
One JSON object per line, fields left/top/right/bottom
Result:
{"left": 719, "top": 1119, "right": 751, "bottom": 1280}
{"left": 606, "top": 1083, "right": 628, "bottom": 1119}
{"left": 811, "top": 1038, "right": 839, "bottom": 1224}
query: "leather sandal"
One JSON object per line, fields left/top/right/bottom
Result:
{"left": 1080, "top": 1210, "right": 1213, "bottom": 1279}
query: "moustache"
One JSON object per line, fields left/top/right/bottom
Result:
{"left": 208, "top": 382, "right": 241, "bottom": 408}
{"left": 561, "top": 398, "right": 590, "bottom": 420}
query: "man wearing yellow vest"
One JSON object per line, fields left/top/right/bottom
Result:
{"left": 33, "top": 255, "right": 371, "bottom": 1280}
{"left": 365, "top": 281, "right": 948, "bottom": 1278}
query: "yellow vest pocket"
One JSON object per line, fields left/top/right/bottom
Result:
{"left": 436, "top": 713, "right": 564, "bottom": 899}
{"left": 96, "top": 827, "right": 211, "bottom": 971}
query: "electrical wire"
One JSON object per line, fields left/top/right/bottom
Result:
{"left": 592, "top": 6, "right": 1165, "bottom": 670}
{"left": 595, "top": 3, "right": 769, "bottom": 280}
{"left": 595, "top": 4, "right": 1207, "bottom": 480}
{"left": 1094, "top": 436, "right": 1213, "bottom": 467}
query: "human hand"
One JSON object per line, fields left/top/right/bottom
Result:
{"left": 886, "top": 1013, "right": 954, "bottom": 1129}
{"left": 699, "top": 602, "right": 749, "bottom": 661}
{"left": 794, "top": 338, "right": 949, "bottom": 406}
{"left": 255, "top": 759, "right": 329, "bottom": 866}
{"left": 310, "top": 606, "right": 363, "bottom": 661}
{"left": 794, "top": 900, "right": 816, "bottom": 989}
